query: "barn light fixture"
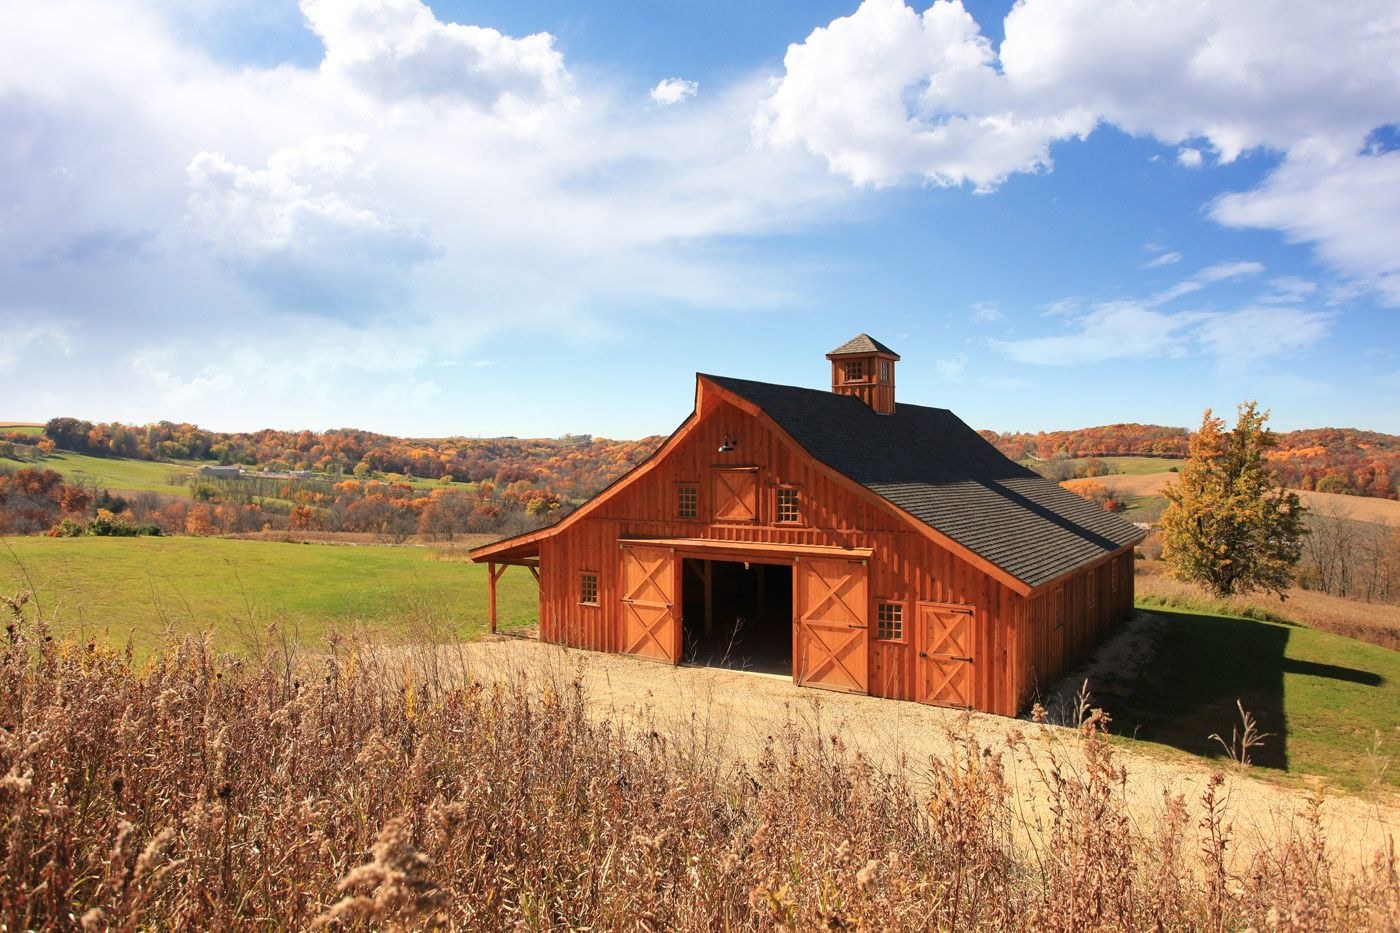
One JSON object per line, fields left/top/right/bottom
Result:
{"left": 717, "top": 434, "right": 736, "bottom": 453}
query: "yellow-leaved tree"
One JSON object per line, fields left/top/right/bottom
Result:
{"left": 1160, "top": 402, "right": 1307, "bottom": 598}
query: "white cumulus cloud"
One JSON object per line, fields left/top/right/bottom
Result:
{"left": 650, "top": 77, "right": 699, "bottom": 106}
{"left": 300, "top": 0, "right": 571, "bottom": 123}
{"left": 759, "top": 0, "right": 1400, "bottom": 300}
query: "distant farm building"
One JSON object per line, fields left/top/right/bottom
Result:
{"left": 199, "top": 465, "right": 242, "bottom": 480}
{"left": 472, "top": 335, "right": 1144, "bottom": 716}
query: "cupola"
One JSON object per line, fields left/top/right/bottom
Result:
{"left": 826, "top": 334, "right": 899, "bottom": 415}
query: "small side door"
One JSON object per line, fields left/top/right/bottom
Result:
{"left": 915, "top": 602, "right": 975, "bottom": 709}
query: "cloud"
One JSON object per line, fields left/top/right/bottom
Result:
{"left": 759, "top": 0, "right": 1400, "bottom": 298}
{"left": 991, "top": 271, "right": 1331, "bottom": 367}
{"left": 1196, "top": 306, "right": 1332, "bottom": 362}
{"left": 1150, "top": 260, "right": 1263, "bottom": 304}
{"left": 299, "top": 0, "right": 570, "bottom": 123}
{"left": 936, "top": 353, "right": 968, "bottom": 381}
{"left": 993, "top": 301, "right": 1202, "bottom": 366}
{"left": 0, "top": 318, "right": 72, "bottom": 372}
{"left": 650, "top": 78, "right": 698, "bottom": 106}
{"left": 1211, "top": 147, "right": 1400, "bottom": 305}
{"left": 755, "top": 0, "right": 1094, "bottom": 190}
{"left": 1145, "top": 251, "right": 1182, "bottom": 268}
{"left": 969, "top": 301, "right": 1002, "bottom": 322}
{"left": 183, "top": 135, "right": 438, "bottom": 312}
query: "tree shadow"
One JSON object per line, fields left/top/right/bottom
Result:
{"left": 1100, "top": 608, "right": 1384, "bottom": 772}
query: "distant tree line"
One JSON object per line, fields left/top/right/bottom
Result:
{"left": 983, "top": 422, "right": 1397, "bottom": 500}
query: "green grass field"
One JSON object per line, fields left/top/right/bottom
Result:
{"left": 0, "top": 423, "right": 44, "bottom": 437}
{"left": 1114, "top": 600, "right": 1400, "bottom": 792}
{"left": 21, "top": 449, "right": 203, "bottom": 496}
{"left": 1022, "top": 455, "right": 1184, "bottom": 475}
{"left": 0, "top": 536, "right": 537, "bottom": 656}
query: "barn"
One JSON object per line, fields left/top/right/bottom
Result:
{"left": 470, "top": 335, "right": 1145, "bottom": 716}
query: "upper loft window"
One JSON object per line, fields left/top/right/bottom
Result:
{"left": 775, "top": 486, "right": 800, "bottom": 524}
{"left": 843, "top": 360, "right": 866, "bottom": 383}
{"left": 880, "top": 359, "right": 891, "bottom": 383}
{"left": 676, "top": 483, "right": 698, "bottom": 520}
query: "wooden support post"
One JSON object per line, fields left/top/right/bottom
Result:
{"left": 702, "top": 560, "right": 713, "bottom": 638}
{"left": 756, "top": 563, "right": 766, "bottom": 624}
{"left": 528, "top": 565, "right": 540, "bottom": 583}
{"left": 488, "top": 562, "right": 507, "bottom": 634}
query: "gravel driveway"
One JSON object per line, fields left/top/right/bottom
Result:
{"left": 451, "top": 632, "right": 1397, "bottom": 873}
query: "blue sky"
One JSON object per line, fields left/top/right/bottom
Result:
{"left": 2, "top": 0, "right": 1398, "bottom": 438}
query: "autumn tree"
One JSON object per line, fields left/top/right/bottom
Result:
{"left": 1160, "top": 402, "right": 1306, "bottom": 598}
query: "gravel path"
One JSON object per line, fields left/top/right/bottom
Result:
{"left": 455, "top": 633, "right": 1398, "bottom": 874}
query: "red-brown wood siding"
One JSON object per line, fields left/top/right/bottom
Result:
{"left": 535, "top": 396, "right": 1136, "bottom": 717}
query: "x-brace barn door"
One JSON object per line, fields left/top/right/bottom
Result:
{"left": 916, "top": 602, "right": 975, "bottom": 709}
{"left": 620, "top": 545, "right": 679, "bottom": 663}
{"left": 795, "top": 558, "right": 868, "bottom": 694}
{"left": 712, "top": 468, "right": 757, "bottom": 524}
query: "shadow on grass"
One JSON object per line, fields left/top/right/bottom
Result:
{"left": 1103, "top": 608, "right": 1383, "bottom": 772}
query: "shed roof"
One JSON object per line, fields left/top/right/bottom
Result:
{"left": 702, "top": 374, "right": 1143, "bottom": 589}
{"left": 827, "top": 334, "right": 900, "bottom": 357}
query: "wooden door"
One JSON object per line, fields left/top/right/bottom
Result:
{"left": 916, "top": 603, "right": 975, "bottom": 709}
{"left": 712, "top": 468, "right": 757, "bottom": 523}
{"left": 795, "top": 558, "right": 868, "bottom": 694}
{"left": 620, "top": 545, "right": 679, "bottom": 663}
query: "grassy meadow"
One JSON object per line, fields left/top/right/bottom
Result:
{"left": 33, "top": 448, "right": 203, "bottom": 495}
{"left": 0, "top": 422, "right": 44, "bottom": 436}
{"left": 0, "top": 535, "right": 537, "bottom": 656}
{"left": 1112, "top": 598, "right": 1400, "bottom": 793}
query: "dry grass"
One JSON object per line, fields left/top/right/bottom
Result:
{"left": 2, "top": 594, "right": 1397, "bottom": 931}
{"left": 1137, "top": 559, "right": 1400, "bottom": 651}
{"left": 1098, "top": 472, "right": 1400, "bottom": 526}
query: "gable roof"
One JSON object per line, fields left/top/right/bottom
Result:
{"left": 702, "top": 374, "right": 1144, "bottom": 590}
{"left": 827, "top": 334, "right": 900, "bottom": 357}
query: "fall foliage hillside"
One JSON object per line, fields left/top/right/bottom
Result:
{"left": 981, "top": 423, "right": 1398, "bottom": 500}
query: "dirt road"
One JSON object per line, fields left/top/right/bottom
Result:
{"left": 454, "top": 633, "right": 1398, "bottom": 874}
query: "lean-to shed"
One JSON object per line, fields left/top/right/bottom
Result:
{"left": 471, "top": 335, "right": 1144, "bottom": 716}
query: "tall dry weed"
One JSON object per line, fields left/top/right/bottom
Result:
{"left": 0, "top": 594, "right": 1397, "bottom": 930}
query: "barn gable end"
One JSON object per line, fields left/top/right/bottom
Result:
{"left": 472, "top": 337, "right": 1143, "bottom": 716}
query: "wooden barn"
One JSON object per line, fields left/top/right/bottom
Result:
{"left": 471, "top": 335, "right": 1145, "bottom": 716}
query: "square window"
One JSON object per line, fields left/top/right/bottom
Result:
{"left": 775, "top": 487, "right": 800, "bottom": 524}
{"left": 876, "top": 602, "right": 903, "bottom": 641}
{"left": 677, "top": 483, "right": 698, "bottom": 520}
{"left": 843, "top": 360, "right": 865, "bottom": 382}
{"left": 579, "top": 572, "right": 599, "bottom": 606}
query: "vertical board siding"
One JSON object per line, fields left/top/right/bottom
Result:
{"left": 536, "top": 396, "right": 1137, "bottom": 717}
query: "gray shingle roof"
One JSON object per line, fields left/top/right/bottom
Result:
{"left": 827, "top": 334, "right": 900, "bottom": 357}
{"left": 704, "top": 374, "right": 1144, "bottom": 590}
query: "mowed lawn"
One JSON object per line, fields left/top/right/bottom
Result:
{"left": 0, "top": 536, "right": 538, "bottom": 656}
{"left": 1111, "top": 602, "right": 1400, "bottom": 793}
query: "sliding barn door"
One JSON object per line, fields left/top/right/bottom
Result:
{"left": 795, "top": 558, "right": 869, "bottom": 694}
{"left": 619, "top": 544, "right": 679, "bottom": 663}
{"left": 915, "top": 602, "right": 975, "bottom": 709}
